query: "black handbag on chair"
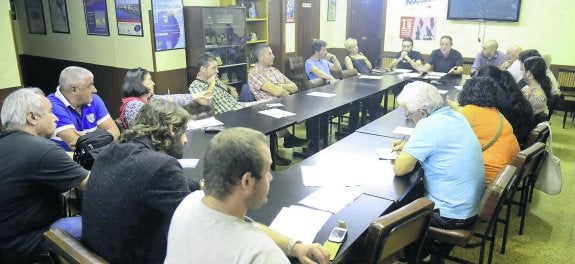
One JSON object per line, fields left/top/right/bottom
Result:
{"left": 73, "top": 128, "right": 114, "bottom": 170}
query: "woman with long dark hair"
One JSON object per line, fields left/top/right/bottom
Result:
{"left": 521, "top": 56, "right": 551, "bottom": 116}
{"left": 476, "top": 65, "right": 534, "bottom": 145}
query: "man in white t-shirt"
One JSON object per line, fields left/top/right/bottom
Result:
{"left": 165, "top": 127, "right": 329, "bottom": 264}
{"left": 500, "top": 45, "right": 523, "bottom": 83}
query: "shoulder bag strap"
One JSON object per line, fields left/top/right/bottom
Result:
{"left": 482, "top": 111, "right": 504, "bottom": 151}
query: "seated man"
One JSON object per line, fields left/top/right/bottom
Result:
{"left": 422, "top": 36, "right": 464, "bottom": 75}
{"left": 248, "top": 43, "right": 299, "bottom": 100}
{"left": 165, "top": 127, "right": 329, "bottom": 264}
{"left": 305, "top": 39, "right": 342, "bottom": 84}
{"left": 82, "top": 99, "right": 198, "bottom": 263}
{"left": 392, "top": 81, "right": 485, "bottom": 261}
{"left": 191, "top": 53, "right": 306, "bottom": 164}
{"left": 48, "top": 66, "right": 120, "bottom": 151}
{"left": 0, "top": 88, "right": 89, "bottom": 264}
{"left": 470, "top": 39, "right": 505, "bottom": 75}
{"left": 500, "top": 45, "right": 523, "bottom": 83}
{"left": 387, "top": 38, "right": 424, "bottom": 71}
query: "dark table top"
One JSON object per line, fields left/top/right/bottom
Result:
{"left": 248, "top": 170, "right": 394, "bottom": 262}
{"left": 275, "top": 132, "right": 421, "bottom": 202}
{"left": 214, "top": 102, "right": 296, "bottom": 134}
{"left": 356, "top": 108, "right": 416, "bottom": 138}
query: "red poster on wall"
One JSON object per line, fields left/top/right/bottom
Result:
{"left": 400, "top": 16, "right": 415, "bottom": 39}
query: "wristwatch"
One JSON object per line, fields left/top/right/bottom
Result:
{"left": 286, "top": 238, "right": 301, "bottom": 257}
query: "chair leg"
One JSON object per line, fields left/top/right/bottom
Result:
{"left": 564, "top": 108, "right": 568, "bottom": 128}
{"left": 519, "top": 178, "right": 529, "bottom": 235}
{"left": 500, "top": 201, "right": 512, "bottom": 254}
{"left": 488, "top": 221, "right": 498, "bottom": 264}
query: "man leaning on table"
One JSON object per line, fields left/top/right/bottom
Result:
{"left": 421, "top": 36, "right": 464, "bottom": 75}
{"left": 391, "top": 81, "right": 485, "bottom": 262}
{"left": 165, "top": 127, "right": 330, "bottom": 264}
{"left": 305, "top": 39, "right": 342, "bottom": 84}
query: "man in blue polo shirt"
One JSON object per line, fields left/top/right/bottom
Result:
{"left": 422, "top": 36, "right": 464, "bottom": 75}
{"left": 392, "top": 81, "right": 484, "bottom": 262}
{"left": 48, "top": 66, "right": 120, "bottom": 151}
{"left": 304, "top": 39, "right": 342, "bottom": 84}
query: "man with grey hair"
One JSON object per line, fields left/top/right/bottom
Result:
{"left": 48, "top": 66, "right": 120, "bottom": 151}
{"left": 471, "top": 39, "right": 505, "bottom": 75}
{"left": 391, "top": 81, "right": 485, "bottom": 262}
{"left": 0, "top": 88, "right": 89, "bottom": 264}
{"left": 500, "top": 45, "right": 523, "bottom": 83}
{"left": 166, "top": 127, "right": 329, "bottom": 264}
{"left": 248, "top": 43, "right": 298, "bottom": 100}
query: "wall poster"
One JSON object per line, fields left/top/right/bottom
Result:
{"left": 83, "top": 0, "right": 110, "bottom": 36}
{"left": 400, "top": 16, "right": 436, "bottom": 40}
{"left": 286, "top": 0, "right": 294, "bottom": 23}
{"left": 48, "top": 0, "right": 69, "bottom": 33}
{"left": 25, "top": 0, "right": 47, "bottom": 34}
{"left": 152, "top": 0, "right": 185, "bottom": 51}
{"left": 114, "top": 0, "right": 143, "bottom": 36}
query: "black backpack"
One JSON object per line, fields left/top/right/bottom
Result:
{"left": 73, "top": 129, "right": 114, "bottom": 170}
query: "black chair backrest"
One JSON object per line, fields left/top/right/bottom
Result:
{"left": 287, "top": 56, "right": 307, "bottom": 91}
{"left": 478, "top": 165, "right": 517, "bottom": 223}
{"left": 524, "top": 122, "right": 550, "bottom": 149}
{"left": 363, "top": 197, "right": 435, "bottom": 263}
{"left": 511, "top": 142, "right": 546, "bottom": 188}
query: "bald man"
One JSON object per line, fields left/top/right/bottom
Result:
{"left": 471, "top": 40, "right": 505, "bottom": 75}
{"left": 500, "top": 46, "right": 523, "bottom": 83}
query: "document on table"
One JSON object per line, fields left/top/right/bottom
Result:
{"left": 187, "top": 117, "right": 224, "bottom": 130}
{"left": 392, "top": 126, "right": 415, "bottom": 136}
{"left": 423, "top": 75, "right": 442, "bottom": 80}
{"left": 359, "top": 75, "right": 382, "bottom": 80}
{"left": 454, "top": 85, "right": 463, "bottom": 90}
{"left": 269, "top": 205, "right": 332, "bottom": 244}
{"left": 394, "top": 68, "right": 413, "bottom": 73}
{"left": 265, "top": 103, "right": 284, "bottom": 107}
{"left": 428, "top": 71, "right": 447, "bottom": 77}
{"left": 402, "top": 72, "right": 421, "bottom": 78}
{"left": 298, "top": 186, "right": 363, "bottom": 213}
{"left": 258, "top": 108, "right": 296, "bottom": 119}
{"left": 376, "top": 148, "right": 399, "bottom": 160}
{"left": 306, "top": 92, "right": 337, "bottom": 98}
{"left": 178, "top": 159, "right": 199, "bottom": 168}
{"left": 437, "top": 89, "right": 448, "bottom": 94}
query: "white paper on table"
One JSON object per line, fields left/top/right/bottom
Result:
{"left": 454, "top": 85, "right": 463, "bottom": 90}
{"left": 423, "top": 75, "right": 442, "bottom": 80}
{"left": 394, "top": 69, "right": 413, "bottom": 73}
{"left": 359, "top": 75, "right": 382, "bottom": 80}
{"left": 428, "top": 71, "right": 447, "bottom": 77}
{"left": 265, "top": 103, "right": 284, "bottom": 107}
{"left": 301, "top": 165, "right": 370, "bottom": 186}
{"left": 298, "top": 186, "right": 363, "bottom": 214}
{"left": 392, "top": 126, "right": 415, "bottom": 136}
{"left": 437, "top": 89, "right": 448, "bottom": 95}
{"left": 178, "top": 159, "right": 199, "bottom": 168}
{"left": 401, "top": 72, "right": 421, "bottom": 78}
{"left": 187, "top": 117, "right": 224, "bottom": 130}
{"left": 376, "top": 148, "right": 399, "bottom": 160}
{"left": 306, "top": 92, "right": 337, "bottom": 98}
{"left": 258, "top": 108, "right": 296, "bottom": 119}
{"left": 269, "top": 205, "right": 332, "bottom": 244}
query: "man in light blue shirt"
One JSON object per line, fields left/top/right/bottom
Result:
{"left": 392, "top": 81, "right": 485, "bottom": 261}
{"left": 471, "top": 39, "right": 505, "bottom": 75}
{"left": 304, "top": 39, "right": 342, "bottom": 84}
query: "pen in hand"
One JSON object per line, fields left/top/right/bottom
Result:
{"left": 391, "top": 136, "right": 407, "bottom": 153}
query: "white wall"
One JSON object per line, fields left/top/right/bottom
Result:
{"left": 384, "top": 0, "right": 575, "bottom": 65}
{"left": 1, "top": 1, "right": 21, "bottom": 89}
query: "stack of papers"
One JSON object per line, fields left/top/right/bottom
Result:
{"left": 359, "top": 75, "right": 382, "bottom": 80}
{"left": 298, "top": 186, "right": 363, "bottom": 213}
{"left": 306, "top": 92, "right": 337, "bottom": 98}
{"left": 177, "top": 159, "right": 199, "bottom": 168}
{"left": 454, "top": 85, "right": 463, "bottom": 90}
{"left": 187, "top": 117, "right": 224, "bottom": 130}
{"left": 258, "top": 109, "right": 296, "bottom": 119}
{"left": 437, "top": 89, "right": 449, "bottom": 94}
{"left": 428, "top": 71, "right": 447, "bottom": 77}
{"left": 376, "top": 148, "right": 399, "bottom": 160}
{"left": 394, "top": 69, "right": 413, "bottom": 73}
{"left": 401, "top": 72, "right": 421, "bottom": 78}
{"left": 392, "top": 126, "right": 415, "bottom": 136}
{"left": 269, "top": 205, "right": 332, "bottom": 244}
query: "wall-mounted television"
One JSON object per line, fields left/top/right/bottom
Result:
{"left": 447, "top": 0, "right": 522, "bottom": 22}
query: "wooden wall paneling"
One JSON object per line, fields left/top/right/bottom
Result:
{"left": 295, "top": 0, "right": 320, "bottom": 59}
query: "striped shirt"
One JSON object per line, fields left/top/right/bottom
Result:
{"left": 188, "top": 78, "right": 242, "bottom": 114}
{"left": 248, "top": 64, "right": 295, "bottom": 101}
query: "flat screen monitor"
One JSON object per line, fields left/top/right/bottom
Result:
{"left": 447, "top": 0, "right": 522, "bottom": 22}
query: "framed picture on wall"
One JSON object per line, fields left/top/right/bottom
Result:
{"left": 286, "top": 0, "right": 294, "bottom": 23}
{"left": 114, "top": 0, "right": 144, "bottom": 36}
{"left": 83, "top": 0, "right": 110, "bottom": 36}
{"left": 152, "top": 0, "right": 186, "bottom": 51}
{"left": 327, "top": 0, "right": 336, "bottom": 21}
{"left": 48, "top": 0, "right": 70, "bottom": 33}
{"left": 25, "top": 0, "right": 47, "bottom": 34}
